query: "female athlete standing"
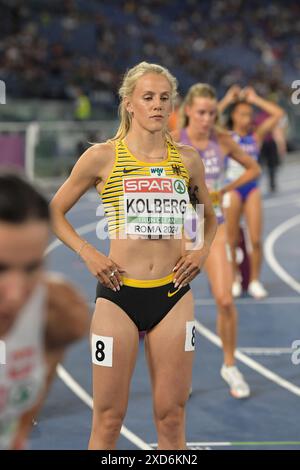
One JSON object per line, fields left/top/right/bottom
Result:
{"left": 218, "top": 85, "right": 284, "bottom": 298}
{"left": 173, "top": 83, "right": 260, "bottom": 398}
{"left": 50, "top": 62, "right": 217, "bottom": 450}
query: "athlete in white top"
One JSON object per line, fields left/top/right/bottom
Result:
{"left": 0, "top": 172, "right": 89, "bottom": 450}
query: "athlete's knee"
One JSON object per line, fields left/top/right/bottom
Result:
{"left": 92, "top": 407, "right": 125, "bottom": 439}
{"left": 215, "top": 293, "right": 234, "bottom": 311}
{"left": 155, "top": 403, "right": 185, "bottom": 437}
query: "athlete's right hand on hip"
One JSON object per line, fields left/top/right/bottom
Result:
{"left": 79, "top": 244, "right": 125, "bottom": 292}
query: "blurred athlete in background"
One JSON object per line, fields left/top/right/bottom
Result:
{"left": 173, "top": 83, "right": 260, "bottom": 398}
{"left": 218, "top": 85, "right": 284, "bottom": 298}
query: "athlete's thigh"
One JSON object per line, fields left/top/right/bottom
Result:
{"left": 243, "top": 188, "right": 262, "bottom": 243}
{"left": 205, "top": 224, "right": 233, "bottom": 297}
{"left": 91, "top": 298, "right": 139, "bottom": 413}
{"left": 223, "top": 190, "right": 243, "bottom": 244}
{"left": 144, "top": 290, "right": 195, "bottom": 404}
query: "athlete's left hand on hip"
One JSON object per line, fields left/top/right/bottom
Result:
{"left": 173, "top": 248, "right": 209, "bottom": 288}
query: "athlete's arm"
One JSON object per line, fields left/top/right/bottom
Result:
{"left": 242, "top": 87, "right": 284, "bottom": 145}
{"left": 218, "top": 85, "right": 241, "bottom": 114}
{"left": 50, "top": 143, "right": 109, "bottom": 253}
{"left": 10, "top": 407, "right": 38, "bottom": 449}
{"left": 50, "top": 143, "right": 124, "bottom": 291}
{"left": 173, "top": 146, "right": 217, "bottom": 288}
{"left": 218, "top": 131, "right": 261, "bottom": 194}
{"left": 272, "top": 119, "right": 288, "bottom": 160}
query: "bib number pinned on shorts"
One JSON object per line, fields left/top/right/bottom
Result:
{"left": 185, "top": 321, "right": 196, "bottom": 351}
{"left": 209, "top": 190, "right": 221, "bottom": 207}
{"left": 91, "top": 334, "right": 113, "bottom": 367}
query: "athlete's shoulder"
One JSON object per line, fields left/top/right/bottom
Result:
{"left": 84, "top": 141, "right": 115, "bottom": 162}
{"left": 174, "top": 141, "right": 199, "bottom": 162}
{"left": 173, "top": 142, "right": 204, "bottom": 178}
{"left": 215, "top": 127, "right": 236, "bottom": 152}
{"left": 71, "top": 141, "right": 116, "bottom": 181}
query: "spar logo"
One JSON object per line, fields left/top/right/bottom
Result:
{"left": 150, "top": 167, "right": 165, "bottom": 177}
{"left": 124, "top": 178, "right": 173, "bottom": 193}
{"left": 174, "top": 179, "right": 186, "bottom": 194}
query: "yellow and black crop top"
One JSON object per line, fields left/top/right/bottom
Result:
{"left": 100, "top": 139, "right": 190, "bottom": 237}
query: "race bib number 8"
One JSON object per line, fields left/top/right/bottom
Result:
{"left": 185, "top": 321, "right": 196, "bottom": 352}
{"left": 91, "top": 334, "right": 113, "bottom": 367}
{"left": 208, "top": 189, "right": 223, "bottom": 220}
{"left": 209, "top": 190, "right": 221, "bottom": 207}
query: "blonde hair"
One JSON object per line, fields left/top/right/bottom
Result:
{"left": 179, "top": 83, "right": 217, "bottom": 128}
{"left": 111, "top": 61, "right": 178, "bottom": 142}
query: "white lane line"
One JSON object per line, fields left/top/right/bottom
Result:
{"left": 45, "top": 222, "right": 98, "bottom": 255}
{"left": 56, "top": 366, "right": 151, "bottom": 450}
{"left": 150, "top": 442, "right": 229, "bottom": 448}
{"left": 275, "top": 181, "right": 300, "bottom": 191}
{"left": 263, "top": 194, "right": 300, "bottom": 209}
{"left": 238, "top": 348, "right": 293, "bottom": 355}
{"left": 57, "top": 365, "right": 93, "bottom": 408}
{"left": 195, "top": 297, "right": 300, "bottom": 306}
{"left": 47, "top": 225, "right": 151, "bottom": 451}
{"left": 194, "top": 319, "right": 300, "bottom": 397}
{"left": 150, "top": 441, "right": 300, "bottom": 447}
{"left": 264, "top": 214, "right": 300, "bottom": 294}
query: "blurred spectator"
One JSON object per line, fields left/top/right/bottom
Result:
{"left": 0, "top": 0, "right": 298, "bottom": 112}
{"left": 73, "top": 87, "right": 91, "bottom": 121}
{"left": 168, "top": 95, "right": 182, "bottom": 132}
{"left": 256, "top": 106, "right": 288, "bottom": 192}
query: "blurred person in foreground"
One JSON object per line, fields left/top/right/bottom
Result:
{"left": 0, "top": 172, "right": 89, "bottom": 450}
